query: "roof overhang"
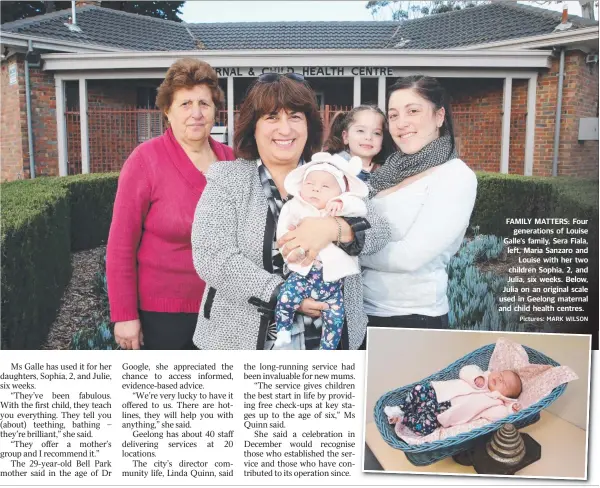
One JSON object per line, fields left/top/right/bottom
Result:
{"left": 0, "top": 31, "right": 123, "bottom": 53}
{"left": 41, "top": 49, "right": 553, "bottom": 72}
{"left": 461, "top": 26, "right": 599, "bottom": 52}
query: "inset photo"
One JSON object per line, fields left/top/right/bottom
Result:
{"left": 363, "top": 328, "right": 590, "bottom": 479}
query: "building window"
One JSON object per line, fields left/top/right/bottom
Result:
{"left": 65, "top": 81, "right": 79, "bottom": 111}
{"left": 315, "top": 92, "right": 325, "bottom": 110}
{"left": 136, "top": 86, "right": 157, "bottom": 108}
{"left": 136, "top": 86, "right": 162, "bottom": 142}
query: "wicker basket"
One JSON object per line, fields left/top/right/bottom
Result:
{"left": 374, "top": 343, "right": 567, "bottom": 466}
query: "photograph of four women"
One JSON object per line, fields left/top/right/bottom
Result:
{"left": 106, "top": 57, "right": 477, "bottom": 351}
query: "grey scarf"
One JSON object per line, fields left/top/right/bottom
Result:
{"left": 368, "top": 135, "right": 457, "bottom": 196}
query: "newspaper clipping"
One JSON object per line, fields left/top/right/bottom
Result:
{"left": 0, "top": 0, "right": 598, "bottom": 486}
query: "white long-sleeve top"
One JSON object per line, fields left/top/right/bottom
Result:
{"left": 361, "top": 158, "right": 477, "bottom": 317}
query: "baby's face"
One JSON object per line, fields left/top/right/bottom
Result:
{"left": 299, "top": 170, "right": 342, "bottom": 209}
{"left": 488, "top": 370, "right": 521, "bottom": 398}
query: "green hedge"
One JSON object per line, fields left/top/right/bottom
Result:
{"left": 471, "top": 173, "right": 598, "bottom": 257}
{"left": 1, "top": 181, "right": 71, "bottom": 349}
{"left": 471, "top": 173, "right": 598, "bottom": 237}
{"left": 31, "top": 174, "right": 119, "bottom": 251}
{"left": 0, "top": 174, "right": 118, "bottom": 349}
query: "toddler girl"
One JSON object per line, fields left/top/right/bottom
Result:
{"left": 324, "top": 105, "right": 393, "bottom": 181}
{"left": 274, "top": 152, "right": 369, "bottom": 350}
{"left": 385, "top": 365, "right": 522, "bottom": 436}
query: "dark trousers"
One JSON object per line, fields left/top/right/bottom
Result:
{"left": 360, "top": 313, "right": 449, "bottom": 349}
{"left": 139, "top": 311, "right": 198, "bottom": 350}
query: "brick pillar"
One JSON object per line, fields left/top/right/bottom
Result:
{"left": 29, "top": 65, "right": 59, "bottom": 176}
{"left": 534, "top": 50, "right": 599, "bottom": 178}
{"left": 1, "top": 57, "right": 28, "bottom": 181}
{"left": 1, "top": 55, "right": 59, "bottom": 181}
{"left": 559, "top": 51, "right": 599, "bottom": 178}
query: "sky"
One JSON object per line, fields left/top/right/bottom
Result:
{"left": 180, "top": 1, "right": 594, "bottom": 23}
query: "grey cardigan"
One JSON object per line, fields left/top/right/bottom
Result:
{"left": 191, "top": 159, "right": 391, "bottom": 350}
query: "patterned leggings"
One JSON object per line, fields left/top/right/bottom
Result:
{"left": 397, "top": 382, "right": 451, "bottom": 436}
{"left": 275, "top": 266, "right": 344, "bottom": 350}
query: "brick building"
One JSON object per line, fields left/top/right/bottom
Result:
{"left": 1, "top": 2, "right": 598, "bottom": 181}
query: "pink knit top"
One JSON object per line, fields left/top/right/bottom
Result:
{"left": 106, "top": 128, "right": 235, "bottom": 322}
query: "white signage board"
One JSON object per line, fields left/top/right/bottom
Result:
{"left": 8, "top": 62, "right": 17, "bottom": 85}
{"left": 214, "top": 66, "right": 395, "bottom": 77}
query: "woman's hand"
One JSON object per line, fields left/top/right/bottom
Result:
{"left": 114, "top": 320, "right": 144, "bottom": 350}
{"left": 298, "top": 298, "right": 329, "bottom": 318}
{"left": 277, "top": 217, "right": 353, "bottom": 267}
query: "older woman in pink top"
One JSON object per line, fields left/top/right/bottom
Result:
{"left": 106, "top": 59, "right": 234, "bottom": 350}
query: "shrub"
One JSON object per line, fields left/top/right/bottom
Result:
{"left": 33, "top": 173, "right": 119, "bottom": 251}
{"left": 447, "top": 235, "right": 521, "bottom": 332}
{"left": 1, "top": 181, "right": 72, "bottom": 349}
{"left": 1, "top": 174, "right": 118, "bottom": 350}
{"left": 70, "top": 253, "right": 118, "bottom": 350}
{"left": 93, "top": 253, "right": 110, "bottom": 322}
{"left": 71, "top": 322, "right": 116, "bottom": 350}
{"left": 471, "top": 173, "right": 598, "bottom": 237}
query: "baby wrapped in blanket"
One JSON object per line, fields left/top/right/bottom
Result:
{"left": 385, "top": 365, "right": 522, "bottom": 436}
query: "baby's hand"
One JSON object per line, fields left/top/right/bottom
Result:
{"left": 474, "top": 376, "right": 485, "bottom": 388}
{"left": 325, "top": 199, "right": 343, "bottom": 216}
{"left": 511, "top": 402, "right": 522, "bottom": 413}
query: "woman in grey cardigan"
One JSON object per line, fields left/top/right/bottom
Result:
{"left": 191, "top": 73, "right": 390, "bottom": 350}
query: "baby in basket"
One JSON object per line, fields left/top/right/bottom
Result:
{"left": 385, "top": 365, "right": 522, "bottom": 436}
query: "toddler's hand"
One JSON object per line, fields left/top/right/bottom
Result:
{"left": 512, "top": 402, "right": 522, "bottom": 412}
{"left": 474, "top": 376, "right": 485, "bottom": 388}
{"left": 325, "top": 199, "right": 343, "bottom": 216}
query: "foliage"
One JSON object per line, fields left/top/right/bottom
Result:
{"left": 531, "top": 1, "right": 597, "bottom": 21}
{"left": 366, "top": 0, "right": 484, "bottom": 21}
{"left": 93, "top": 254, "right": 110, "bottom": 322}
{"left": 71, "top": 322, "right": 115, "bottom": 350}
{"left": 1, "top": 174, "right": 118, "bottom": 350}
{"left": 53, "top": 173, "right": 118, "bottom": 251}
{"left": 1, "top": 180, "right": 72, "bottom": 349}
{"left": 447, "top": 235, "right": 521, "bottom": 332}
{"left": 1, "top": 1, "right": 184, "bottom": 24}
{"left": 70, "top": 254, "right": 117, "bottom": 350}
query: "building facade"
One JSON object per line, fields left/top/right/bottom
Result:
{"left": 1, "top": 2, "right": 598, "bottom": 181}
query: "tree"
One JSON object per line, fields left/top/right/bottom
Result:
{"left": 1, "top": 1, "right": 185, "bottom": 24}
{"left": 531, "top": 0, "right": 597, "bottom": 21}
{"left": 366, "top": 1, "right": 485, "bottom": 21}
